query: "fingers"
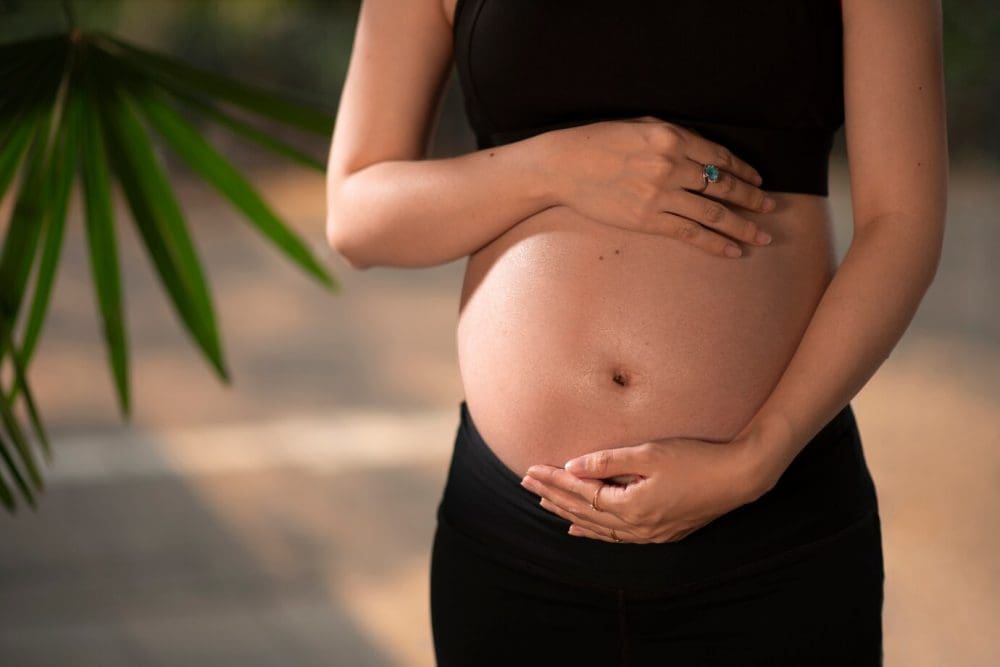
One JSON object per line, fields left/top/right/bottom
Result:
{"left": 637, "top": 118, "right": 774, "bottom": 212}
{"left": 539, "top": 497, "right": 648, "bottom": 544}
{"left": 562, "top": 445, "right": 643, "bottom": 479}
{"left": 645, "top": 210, "right": 747, "bottom": 258}
{"left": 670, "top": 124, "right": 764, "bottom": 188}
{"left": 540, "top": 494, "right": 644, "bottom": 542}
{"left": 520, "top": 473, "right": 645, "bottom": 541}
{"left": 523, "top": 464, "right": 634, "bottom": 520}
{"left": 568, "top": 522, "right": 625, "bottom": 543}
{"left": 523, "top": 464, "right": 606, "bottom": 508}
{"left": 662, "top": 186, "right": 773, "bottom": 247}
{"left": 675, "top": 156, "right": 774, "bottom": 214}
{"left": 569, "top": 518, "right": 701, "bottom": 544}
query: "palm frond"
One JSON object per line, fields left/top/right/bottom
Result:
{"left": 0, "top": 25, "right": 341, "bottom": 512}
{"left": 90, "top": 53, "right": 229, "bottom": 381}
{"left": 133, "top": 87, "right": 337, "bottom": 290}
{"left": 77, "top": 52, "right": 132, "bottom": 417}
{"left": 93, "top": 31, "right": 334, "bottom": 135}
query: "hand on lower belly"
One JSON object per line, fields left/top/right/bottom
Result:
{"left": 518, "top": 433, "right": 763, "bottom": 545}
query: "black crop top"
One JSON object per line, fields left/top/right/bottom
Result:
{"left": 452, "top": 0, "right": 845, "bottom": 196}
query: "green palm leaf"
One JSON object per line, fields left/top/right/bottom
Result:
{"left": 0, "top": 43, "right": 62, "bottom": 199}
{"left": 0, "top": 37, "right": 73, "bottom": 509}
{"left": 0, "top": 23, "right": 342, "bottom": 512}
{"left": 93, "top": 31, "right": 334, "bottom": 135}
{"left": 0, "top": 316, "right": 52, "bottom": 465}
{"left": 0, "top": 128, "right": 55, "bottom": 506}
{"left": 92, "top": 67, "right": 230, "bottom": 381}
{"left": 16, "top": 61, "right": 79, "bottom": 371}
{"left": 0, "top": 123, "right": 56, "bottom": 337}
{"left": 77, "top": 58, "right": 131, "bottom": 416}
{"left": 0, "top": 340, "right": 44, "bottom": 501}
{"left": 133, "top": 87, "right": 337, "bottom": 290}
{"left": 0, "top": 429, "right": 33, "bottom": 511}
{"left": 93, "top": 43, "right": 328, "bottom": 172}
{"left": 0, "top": 117, "right": 39, "bottom": 203}
{"left": 3, "top": 43, "right": 74, "bottom": 471}
{"left": 148, "top": 85, "right": 327, "bottom": 172}
{"left": 0, "top": 111, "right": 59, "bottom": 469}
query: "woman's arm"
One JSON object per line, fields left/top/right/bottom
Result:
{"left": 325, "top": 0, "right": 561, "bottom": 269}
{"left": 735, "top": 0, "right": 949, "bottom": 497}
{"left": 517, "top": 0, "right": 949, "bottom": 545}
{"left": 516, "top": 0, "right": 948, "bottom": 545}
{"left": 327, "top": 0, "right": 778, "bottom": 270}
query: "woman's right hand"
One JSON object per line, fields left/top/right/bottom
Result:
{"left": 544, "top": 115, "right": 776, "bottom": 258}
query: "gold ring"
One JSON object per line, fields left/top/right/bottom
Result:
{"left": 610, "top": 527, "right": 623, "bottom": 543}
{"left": 591, "top": 483, "right": 603, "bottom": 512}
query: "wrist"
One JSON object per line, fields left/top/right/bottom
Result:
{"left": 730, "top": 412, "right": 797, "bottom": 503}
{"left": 523, "top": 128, "right": 573, "bottom": 209}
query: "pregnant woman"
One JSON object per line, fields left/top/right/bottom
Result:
{"left": 325, "top": 0, "right": 947, "bottom": 664}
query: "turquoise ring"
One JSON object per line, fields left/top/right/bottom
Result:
{"left": 702, "top": 163, "right": 720, "bottom": 185}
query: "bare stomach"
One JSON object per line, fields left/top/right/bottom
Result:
{"left": 456, "top": 190, "right": 838, "bottom": 480}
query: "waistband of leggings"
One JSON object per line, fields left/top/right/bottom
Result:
{"left": 436, "top": 399, "right": 878, "bottom": 594}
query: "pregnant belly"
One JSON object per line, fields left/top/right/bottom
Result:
{"left": 455, "top": 192, "right": 837, "bottom": 480}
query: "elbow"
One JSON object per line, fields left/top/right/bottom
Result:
{"left": 326, "top": 215, "right": 371, "bottom": 271}
{"left": 326, "top": 181, "right": 371, "bottom": 271}
{"left": 915, "top": 216, "right": 946, "bottom": 290}
{"left": 924, "top": 237, "right": 945, "bottom": 290}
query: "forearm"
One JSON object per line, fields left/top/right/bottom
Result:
{"left": 326, "top": 132, "right": 561, "bottom": 269}
{"left": 735, "top": 213, "right": 944, "bottom": 497}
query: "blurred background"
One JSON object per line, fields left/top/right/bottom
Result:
{"left": 0, "top": 0, "right": 997, "bottom": 665}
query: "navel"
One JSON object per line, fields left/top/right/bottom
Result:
{"left": 611, "top": 369, "right": 630, "bottom": 387}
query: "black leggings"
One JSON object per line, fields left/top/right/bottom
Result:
{"left": 430, "top": 400, "right": 885, "bottom": 666}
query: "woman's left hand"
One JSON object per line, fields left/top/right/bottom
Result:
{"left": 519, "top": 433, "right": 772, "bottom": 544}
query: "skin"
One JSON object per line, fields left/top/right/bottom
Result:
{"left": 326, "top": 0, "right": 947, "bottom": 545}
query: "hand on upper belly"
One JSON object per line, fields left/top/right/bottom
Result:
{"left": 518, "top": 429, "right": 768, "bottom": 544}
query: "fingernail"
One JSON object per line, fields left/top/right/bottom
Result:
{"left": 761, "top": 197, "right": 776, "bottom": 212}
{"left": 725, "top": 244, "right": 742, "bottom": 258}
{"left": 755, "top": 230, "right": 772, "bottom": 244}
